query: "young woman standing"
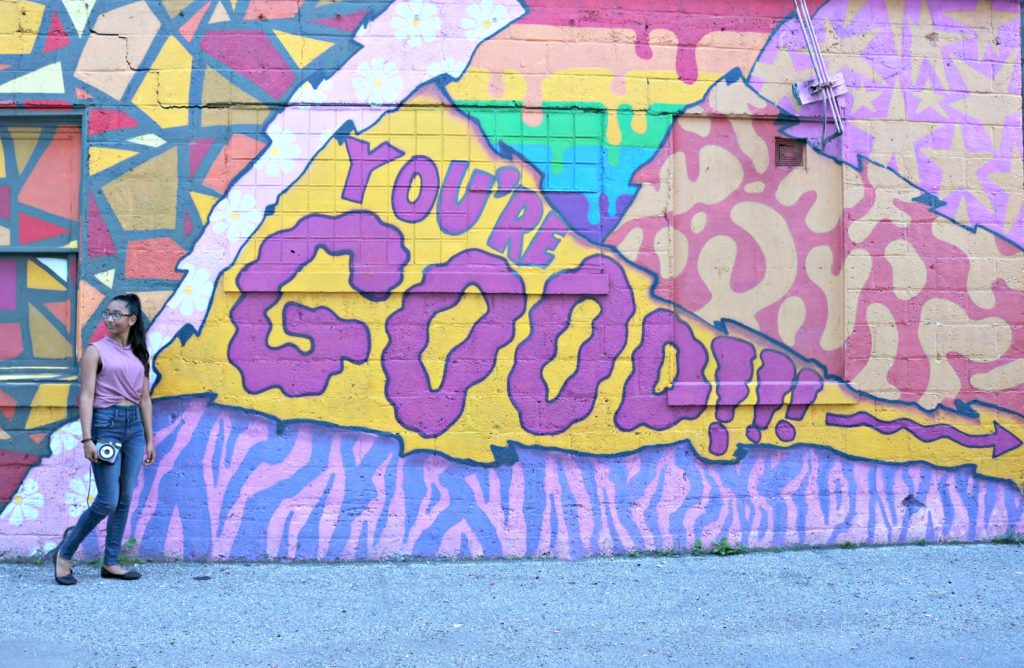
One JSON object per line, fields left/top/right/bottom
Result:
{"left": 53, "top": 293, "right": 156, "bottom": 585}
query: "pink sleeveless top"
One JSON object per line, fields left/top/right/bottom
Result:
{"left": 92, "top": 337, "right": 145, "bottom": 408}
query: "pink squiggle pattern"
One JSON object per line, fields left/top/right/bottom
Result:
{"left": 5, "top": 396, "right": 1022, "bottom": 559}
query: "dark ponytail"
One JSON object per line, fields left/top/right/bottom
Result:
{"left": 112, "top": 293, "right": 149, "bottom": 373}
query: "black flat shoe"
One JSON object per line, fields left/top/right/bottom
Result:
{"left": 100, "top": 566, "right": 142, "bottom": 580}
{"left": 52, "top": 528, "right": 76, "bottom": 586}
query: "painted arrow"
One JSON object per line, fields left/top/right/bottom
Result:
{"left": 826, "top": 412, "right": 1023, "bottom": 458}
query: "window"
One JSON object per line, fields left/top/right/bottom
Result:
{"left": 0, "top": 117, "right": 82, "bottom": 379}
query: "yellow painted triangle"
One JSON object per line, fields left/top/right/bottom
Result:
{"left": 0, "top": 425, "right": 9, "bottom": 440}
{"left": 191, "top": 191, "right": 219, "bottom": 226}
{"left": 0, "top": 138, "right": 6, "bottom": 178}
{"left": 28, "top": 304, "right": 71, "bottom": 360}
{"left": 95, "top": 268, "right": 115, "bottom": 289}
{"left": 89, "top": 147, "right": 139, "bottom": 175}
{"left": 201, "top": 67, "right": 266, "bottom": 127}
{"left": 273, "top": 30, "right": 333, "bottom": 69}
{"left": 27, "top": 383, "right": 71, "bottom": 428}
{"left": 27, "top": 259, "right": 66, "bottom": 291}
{"left": 202, "top": 67, "right": 261, "bottom": 106}
{"left": 13, "top": 127, "right": 40, "bottom": 173}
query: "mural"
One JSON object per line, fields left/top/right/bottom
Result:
{"left": 0, "top": 0, "right": 1022, "bottom": 559}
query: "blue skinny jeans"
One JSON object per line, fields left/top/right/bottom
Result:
{"left": 59, "top": 404, "right": 145, "bottom": 566}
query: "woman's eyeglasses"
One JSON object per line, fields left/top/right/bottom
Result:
{"left": 100, "top": 310, "right": 130, "bottom": 321}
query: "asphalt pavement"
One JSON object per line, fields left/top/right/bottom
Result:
{"left": 2, "top": 543, "right": 1022, "bottom": 667}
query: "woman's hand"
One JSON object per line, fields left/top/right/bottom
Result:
{"left": 144, "top": 441, "right": 156, "bottom": 466}
{"left": 83, "top": 441, "right": 98, "bottom": 463}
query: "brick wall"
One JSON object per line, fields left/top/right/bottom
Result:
{"left": 1, "top": 0, "right": 1022, "bottom": 559}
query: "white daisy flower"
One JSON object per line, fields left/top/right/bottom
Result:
{"left": 49, "top": 425, "right": 81, "bottom": 455}
{"left": 260, "top": 129, "right": 303, "bottom": 179}
{"left": 391, "top": 0, "right": 441, "bottom": 47}
{"left": 65, "top": 474, "right": 97, "bottom": 519}
{"left": 1, "top": 478, "right": 44, "bottom": 526}
{"left": 147, "top": 329, "right": 172, "bottom": 357}
{"left": 209, "top": 190, "right": 263, "bottom": 240}
{"left": 293, "top": 78, "right": 336, "bottom": 106}
{"left": 30, "top": 541, "right": 57, "bottom": 557}
{"left": 427, "top": 57, "right": 462, "bottom": 79}
{"left": 462, "top": 0, "right": 508, "bottom": 40}
{"left": 352, "top": 58, "right": 404, "bottom": 107}
{"left": 168, "top": 268, "right": 214, "bottom": 319}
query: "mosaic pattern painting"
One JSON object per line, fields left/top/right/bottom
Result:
{"left": 0, "top": 123, "right": 79, "bottom": 371}
{"left": 0, "top": 0, "right": 1022, "bottom": 560}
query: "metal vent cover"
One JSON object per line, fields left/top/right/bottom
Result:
{"left": 775, "top": 138, "right": 805, "bottom": 167}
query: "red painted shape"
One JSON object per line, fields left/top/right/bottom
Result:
{"left": 43, "top": 11, "right": 70, "bottom": 53}
{"left": 0, "top": 386, "right": 14, "bottom": 419}
{"left": 315, "top": 10, "right": 368, "bottom": 32}
{"left": 0, "top": 185, "right": 10, "bottom": 221}
{"left": 183, "top": 211, "right": 193, "bottom": 236}
{"left": 180, "top": 1, "right": 210, "bottom": 42}
{"left": 22, "top": 100, "right": 72, "bottom": 109}
{"left": 125, "top": 237, "right": 186, "bottom": 280}
{"left": 0, "top": 323, "right": 23, "bottom": 362}
{"left": 89, "top": 108, "right": 139, "bottom": 135}
{"left": 87, "top": 194, "right": 116, "bottom": 258}
{"left": 89, "top": 323, "right": 107, "bottom": 343}
{"left": 0, "top": 450, "right": 42, "bottom": 505}
{"left": 202, "top": 133, "right": 265, "bottom": 193}
{"left": 18, "top": 213, "right": 68, "bottom": 244}
{"left": 200, "top": 29, "right": 296, "bottom": 99}
{"left": 76, "top": 88, "right": 92, "bottom": 100}
{"left": 244, "top": 0, "right": 300, "bottom": 20}
{"left": 189, "top": 137, "right": 216, "bottom": 175}
{"left": 19, "top": 126, "right": 80, "bottom": 220}
{"left": 44, "top": 300, "right": 71, "bottom": 330}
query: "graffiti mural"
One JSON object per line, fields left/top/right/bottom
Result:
{"left": 0, "top": 0, "right": 1022, "bottom": 559}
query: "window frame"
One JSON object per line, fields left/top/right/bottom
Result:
{"left": 0, "top": 111, "right": 86, "bottom": 379}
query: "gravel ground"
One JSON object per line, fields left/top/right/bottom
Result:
{"left": 2, "top": 543, "right": 1022, "bottom": 667}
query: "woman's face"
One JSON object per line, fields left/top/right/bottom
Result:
{"left": 101, "top": 300, "right": 136, "bottom": 336}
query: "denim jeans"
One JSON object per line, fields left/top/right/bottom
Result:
{"left": 59, "top": 404, "right": 145, "bottom": 566}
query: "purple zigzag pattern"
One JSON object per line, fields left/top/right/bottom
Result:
{"left": 120, "top": 396, "right": 1024, "bottom": 560}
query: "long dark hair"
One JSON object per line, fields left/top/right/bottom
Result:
{"left": 111, "top": 293, "right": 149, "bottom": 373}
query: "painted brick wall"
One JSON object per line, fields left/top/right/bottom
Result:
{"left": 1, "top": 0, "right": 1022, "bottom": 560}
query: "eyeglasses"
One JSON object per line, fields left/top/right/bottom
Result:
{"left": 100, "top": 310, "right": 130, "bottom": 321}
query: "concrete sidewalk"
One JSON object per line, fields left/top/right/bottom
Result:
{"left": 2, "top": 543, "right": 1021, "bottom": 668}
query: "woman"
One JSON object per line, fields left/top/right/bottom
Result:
{"left": 53, "top": 293, "right": 155, "bottom": 585}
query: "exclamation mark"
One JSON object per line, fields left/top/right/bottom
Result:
{"left": 747, "top": 350, "right": 796, "bottom": 444}
{"left": 708, "top": 337, "right": 756, "bottom": 455}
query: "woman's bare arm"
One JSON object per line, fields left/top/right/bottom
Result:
{"left": 140, "top": 375, "right": 155, "bottom": 465}
{"left": 78, "top": 345, "right": 100, "bottom": 461}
